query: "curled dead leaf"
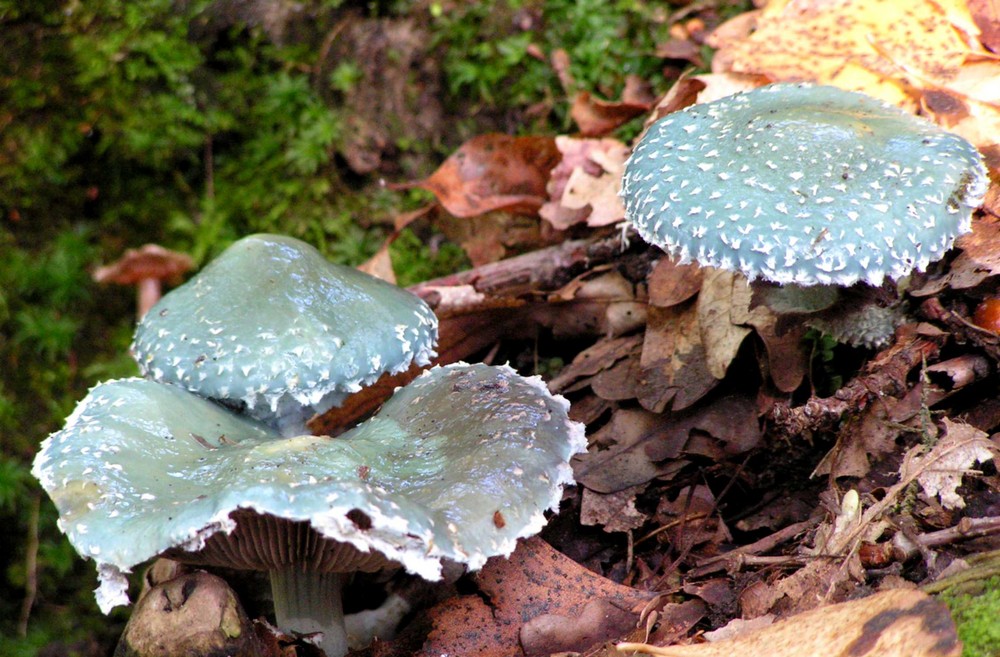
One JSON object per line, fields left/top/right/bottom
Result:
{"left": 394, "top": 134, "right": 560, "bottom": 217}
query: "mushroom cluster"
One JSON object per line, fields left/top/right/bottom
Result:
{"left": 131, "top": 234, "right": 438, "bottom": 436}
{"left": 621, "top": 83, "right": 988, "bottom": 287}
{"left": 32, "top": 234, "right": 587, "bottom": 657}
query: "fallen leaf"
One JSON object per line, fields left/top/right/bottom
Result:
{"left": 914, "top": 218, "right": 1000, "bottom": 293}
{"left": 540, "top": 136, "right": 629, "bottom": 230}
{"left": 812, "top": 386, "right": 923, "bottom": 479}
{"left": 395, "top": 134, "right": 560, "bottom": 217}
{"left": 916, "top": 418, "right": 996, "bottom": 509}
{"left": 560, "top": 140, "right": 628, "bottom": 227}
{"left": 618, "top": 588, "right": 960, "bottom": 657}
{"left": 969, "top": 0, "right": 1000, "bottom": 51}
{"left": 549, "top": 334, "right": 644, "bottom": 393}
{"left": 573, "top": 407, "right": 687, "bottom": 494}
{"left": 591, "top": 352, "right": 642, "bottom": 401}
{"left": 653, "top": 485, "right": 731, "bottom": 555}
{"left": 706, "top": 0, "right": 1000, "bottom": 148}
{"left": 647, "top": 259, "right": 703, "bottom": 308}
{"left": 637, "top": 304, "right": 719, "bottom": 412}
{"left": 697, "top": 269, "right": 753, "bottom": 380}
{"left": 632, "top": 600, "right": 708, "bottom": 649}
{"left": 655, "top": 39, "right": 703, "bottom": 66}
{"left": 417, "top": 595, "right": 511, "bottom": 657}
{"left": 542, "top": 269, "right": 646, "bottom": 338}
{"left": 581, "top": 484, "right": 649, "bottom": 533}
{"left": 418, "top": 537, "right": 652, "bottom": 657}
{"left": 571, "top": 91, "right": 652, "bottom": 137}
{"left": 356, "top": 238, "right": 397, "bottom": 284}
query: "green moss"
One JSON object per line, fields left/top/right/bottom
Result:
{"left": 942, "top": 577, "right": 1000, "bottom": 657}
{"left": 390, "top": 229, "right": 470, "bottom": 288}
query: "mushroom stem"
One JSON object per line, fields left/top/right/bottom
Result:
{"left": 270, "top": 568, "right": 348, "bottom": 657}
{"left": 136, "top": 278, "right": 163, "bottom": 319}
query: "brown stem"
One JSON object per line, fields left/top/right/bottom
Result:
{"left": 17, "top": 493, "right": 40, "bottom": 637}
{"left": 137, "top": 278, "right": 163, "bottom": 318}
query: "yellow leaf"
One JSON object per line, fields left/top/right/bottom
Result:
{"left": 708, "top": 0, "right": 1000, "bottom": 147}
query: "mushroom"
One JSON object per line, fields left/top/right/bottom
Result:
{"left": 31, "top": 363, "right": 587, "bottom": 657}
{"left": 93, "top": 244, "right": 195, "bottom": 318}
{"left": 621, "top": 83, "right": 988, "bottom": 287}
{"left": 131, "top": 234, "right": 438, "bottom": 436}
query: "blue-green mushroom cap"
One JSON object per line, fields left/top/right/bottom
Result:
{"left": 131, "top": 234, "right": 438, "bottom": 435}
{"left": 30, "top": 363, "right": 587, "bottom": 614}
{"left": 621, "top": 83, "right": 988, "bottom": 286}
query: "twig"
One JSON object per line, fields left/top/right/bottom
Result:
{"left": 688, "top": 519, "right": 818, "bottom": 577}
{"left": 767, "top": 331, "right": 943, "bottom": 438}
{"left": 917, "top": 515, "right": 1000, "bottom": 548}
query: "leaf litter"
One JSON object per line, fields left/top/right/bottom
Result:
{"left": 321, "top": 2, "right": 1000, "bottom": 655}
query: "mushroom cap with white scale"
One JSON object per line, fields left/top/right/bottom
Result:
{"left": 131, "top": 234, "right": 438, "bottom": 436}
{"left": 621, "top": 83, "right": 988, "bottom": 286}
{"left": 31, "top": 363, "right": 587, "bottom": 657}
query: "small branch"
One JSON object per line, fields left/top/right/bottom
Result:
{"left": 917, "top": 515, "right": 1000, "bottom": 549}
{"left": 688, "top": 519, "right": 818, "bottom": 577}
{"left": 767, "top": 330, "right": 943, "bottom": 438}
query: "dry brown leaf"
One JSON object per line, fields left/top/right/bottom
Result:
{"left": 573, "top": 407, "right": 687, "bottom": 493}
{"left": 355, "top": 238, "right": 396, "bottom": 284}
{"left": 435, "top": 209, "right": 560, "bottom": 266}
{"left": 560, "top": 140, "right": 628, "bottom": 227}
{"left": 648, "top": 259, "right": 703, "bottom": 308}
{"left": 707, "top": 0, "right": 1000, "bottom": 148}
{"left": 697, "top": 269, "right": 753, "bottom": 380}
{"left": 969, "top": 0, "right": 1000, "bottom": 51}
{"left": 812, "top": 386, "right": 924, "bottom": 479}
{"left": 637, "top": 600, "right": 709, "bottom": 649}
{"left": 916, "top": 418, "right": 996, "bottom": 509}
{"left": 655, "top": 39, "right": 703, "bottom": 66}
{"left": 581, "top": 484, "right": 649, "bottom": 533}
{"left": 418, "top": 537, "right": 651, "bottom": 657}
{"left": 637, "top": 304, "right": 719, "bottom": 412}
{"left": 591, "top": 353, "right": 642, "bottom": 401}
{"left": 549, "top": 334, "right": 644, "bottom": 393}
{"left": 540, "top": 136, "right": 629, "bottom": 230}
{"left": 618, "top": 588, "right": 961, "bottom": 657}
{"left": 571, "top": 91, "right": 652, "bottom": 137}
{"left": 417, "top": 595, "right": 511, "bottom": 657}
{"left": 653, "top": 485, "right": 731, "bottom": 554}
{"left": 395, "top": 134, "right": 560, "bottom": 217}
{"left": 952, "top": 217, "right": 1000, "bottom": 286}
{"left": 742, "top": 309, "right": 808, "bottom": 393}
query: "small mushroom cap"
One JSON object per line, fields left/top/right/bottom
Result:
{"left": 621, "top": 83, "right": 988, "bottom": 286}
{"left": 131, "top": 234, "right": 438, "bottom": 433}
{"left": 93, "top": 244, "right": 194, "bottom": 286}
{"left": 31, "top": 363, "right": 586, "bottom": 613}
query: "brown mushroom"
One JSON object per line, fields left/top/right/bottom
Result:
{"left": 93, "top": 244, "right": 194, "bottom": 318}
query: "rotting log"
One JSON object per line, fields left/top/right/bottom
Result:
{"left": 309, "top": 232, "right": 640, "bottom": 435}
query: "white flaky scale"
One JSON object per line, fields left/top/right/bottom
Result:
{"left": 30, "top": 364, "right": 587, "bottom": 657}
{"left": 621, "top": 83, "right": 987, "bottom": 287}
{"left": 131, "top": 234, "right": 439, "bottom": 436}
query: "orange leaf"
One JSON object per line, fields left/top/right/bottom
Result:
{"left": 571, "top": 91, "right": 651, "bottom": 137}
{"left": 417, "top": 537, "right": 652, "bottom": 657}
{"left": 396, "top": 134, "right": 560, "bottom": 218}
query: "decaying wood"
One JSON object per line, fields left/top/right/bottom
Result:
{"left": 309, "top": 232, "right": 634, "bottom": 435}
{"left": 766, "top": 328, "right": 944, "bottom": 439}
